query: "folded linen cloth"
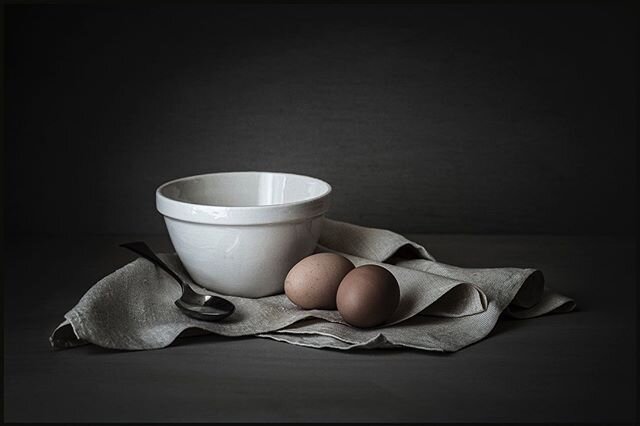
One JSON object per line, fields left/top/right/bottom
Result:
{"left": 50, "top": 219, "right": 575, "bottom": 351}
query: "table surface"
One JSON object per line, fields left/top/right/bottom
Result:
{"left": 4, "top": 233, "right": 637, "bottom": 422}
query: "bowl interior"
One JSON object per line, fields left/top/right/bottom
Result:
{"left": 159, "top": 172, "right": 331, "bottom": 207}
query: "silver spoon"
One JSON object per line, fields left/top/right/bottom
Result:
{"left": 120, "top": 241, "right": 235, "bottom": 321}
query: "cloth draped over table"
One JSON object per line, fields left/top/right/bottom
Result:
{"left": 50, "top": 219, "right": 575, "bottom": 351}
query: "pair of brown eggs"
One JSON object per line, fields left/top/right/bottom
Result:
{"left": 284, "top": 253, "right": 400, "bottom": 328}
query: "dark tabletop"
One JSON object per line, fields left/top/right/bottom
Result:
{"left": 3, "top": 233, "right": 637, "bottom": 422}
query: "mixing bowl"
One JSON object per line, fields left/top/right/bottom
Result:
{"left": 156, "top": 171, "right": 331, "bottom": 298}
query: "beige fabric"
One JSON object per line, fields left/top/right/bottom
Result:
{"left": 50, "top": 219, "right": 575, "bottom": 351}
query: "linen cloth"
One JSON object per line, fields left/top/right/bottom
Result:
{"left": 50, "top": 219, "right": 575, "bottom": 351}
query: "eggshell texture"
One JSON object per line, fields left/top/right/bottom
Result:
{"left": 336, "top": 264, "right": 400, "bottom": 328}
{"left": 285, "top": 253, "right": 355, "bottom": 309}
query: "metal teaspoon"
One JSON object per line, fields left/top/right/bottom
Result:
{"left": 120, "top": 241, "right": 235, "bottom": 321}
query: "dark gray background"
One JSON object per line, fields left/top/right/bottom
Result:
{"left": 4, "top": 4, "right": 638, "bottom": 423}
{"left": 5, "top": 4, "right": 637, "bottom": 235}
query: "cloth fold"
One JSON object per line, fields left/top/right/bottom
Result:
{"left": 50, "top": 218, "right": 575, "bottom": 351}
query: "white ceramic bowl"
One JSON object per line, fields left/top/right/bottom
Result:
{"left": 156, "top": 171, "right": 331, "bottom": 298}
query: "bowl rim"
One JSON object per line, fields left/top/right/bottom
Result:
{"left": 155, "top": 171, "right": 332, "bottom": 225}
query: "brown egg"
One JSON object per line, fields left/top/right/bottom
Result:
{"left": 285, "top": 253, "right": 355, "bottom": 309}
{"left": 336, "top": 264, "right": 400, "bottom": 328}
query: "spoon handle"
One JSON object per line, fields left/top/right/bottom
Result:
{"left": 119, "top": 241, "right": 185, "bottom": 289}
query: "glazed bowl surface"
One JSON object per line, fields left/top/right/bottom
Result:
{"left": 156, "top": 171, "right": 331, "bottom": 298}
